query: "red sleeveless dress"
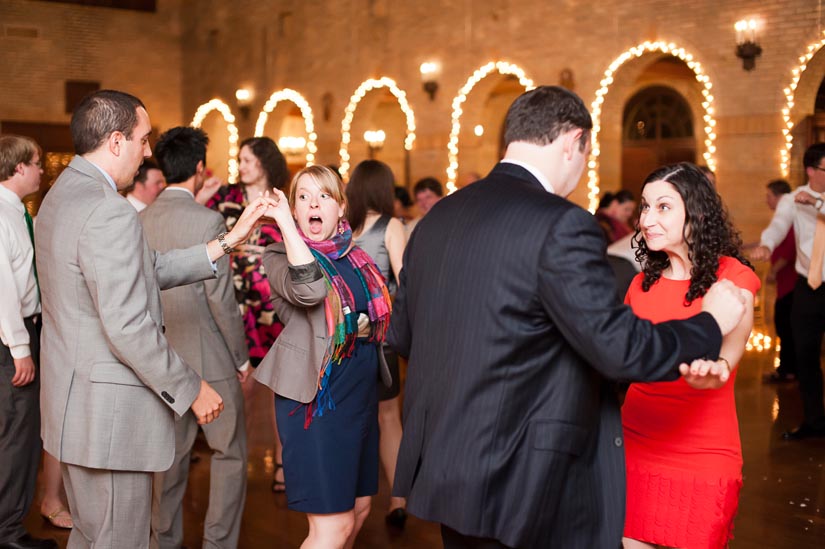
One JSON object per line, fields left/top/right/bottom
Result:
{"left": 622, "top": 257, "right": 761, "bottom": 548}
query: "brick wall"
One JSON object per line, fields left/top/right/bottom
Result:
{"left": 2, "top": 0, "right": 824, "bottom": 240}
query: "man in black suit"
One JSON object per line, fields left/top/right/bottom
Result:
{"left": 388, "top": 86, "right": 747, "bottom": 549}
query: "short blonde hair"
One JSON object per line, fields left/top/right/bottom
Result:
{"left": 287, "top": 165, "right": 347, "bottom": 211}
{"left": 0, "top": 135, "right": 41, "bottom": 181}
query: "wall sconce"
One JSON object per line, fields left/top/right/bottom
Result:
{"left": 734, "top": 19, "right": 762, "bottom": 71}
{"left": 235, "top": 88, "right": 254, "bottom": 119}
{"left": 364, "top": 129, "right": 385, "bottom": 158}
{"left": 420, "top": 61, "right": 441, "bottom": 101}
{"left": 473, "top": 124, "right": 484, "bottom": 137}
{"left": 278, "top": 135, "right": 307, "bottom": 157}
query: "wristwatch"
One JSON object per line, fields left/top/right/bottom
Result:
{"left": 816, "top": 196, "right": 823, "bottom": 210}
{"left": 217, "top": 232, "right": 234, "bottom": 254}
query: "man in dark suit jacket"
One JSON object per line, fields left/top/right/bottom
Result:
{"left": 388, "top": 86, "right": 747, "bottom": 549}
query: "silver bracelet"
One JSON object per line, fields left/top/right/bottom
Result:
{"left": 217, "top": 232, "right": 234, "bottom": 254}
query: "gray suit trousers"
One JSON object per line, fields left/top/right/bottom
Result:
{"left": 0, "top": 318, "right": 41, "bottom": 543}
{"left": 151, "top": 377, "right": 247, "bottom": 549}
{"left": 62, "top": 463, "right": 153, "bottom": 549}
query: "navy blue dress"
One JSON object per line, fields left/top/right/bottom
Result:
{"left": 275, "top": 254, "right": 380, "bottom": 514}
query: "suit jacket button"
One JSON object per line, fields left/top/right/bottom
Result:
{"left": 614, "top": 436, "right": 623, "bottom": 447}
{"left": 161, "top": 391, "right": 175, "bottom": 404}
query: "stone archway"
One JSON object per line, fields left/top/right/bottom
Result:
{"left": 254, "top": 88, "right": 317, "bottom": 170}
{"left": 338, "top": 77, "right": 416, "bottom": 182}
{"left": 191, "top": 99, "right": 239, "bottom": 183}
{"left": 445, "top": 61, "right": 535, "bottom": 193}
{"left": 589, "top": 41, "right": 717, "bottom": 213}
{"left": 780, "top": 36, "right": 825, "bottom": 186}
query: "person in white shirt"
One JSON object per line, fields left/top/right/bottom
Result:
{"left": 125, "top": 159, "right": 165, "bottom": 212}
{"left": 0, "top": 134, "right": 57, "bottom": 549}
{"left": 752, "top": 143, "right": 825, "bottom": 440}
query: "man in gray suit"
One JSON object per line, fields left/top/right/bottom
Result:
{"left": 35, "top": 90, "right": 275, "bottom": 549}
{"left": 142, "top": 127, "right": 249, "bottom": 549}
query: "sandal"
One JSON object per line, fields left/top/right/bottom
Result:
{"left": 42, "top": 506, "right": 73, "bottom": 529}
{"left": 271, "top": 463, "right": 286, "bottom": 493}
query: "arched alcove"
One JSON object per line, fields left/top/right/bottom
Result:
{"left": 191, "top": 99, "right": 239, "bottom": 183}
{"left": 590, "top": 41, "right": 717, "bottom": 212}
{"left": 445, "top": 61, "right": 535, "bottom": 193}
{"left": 338, "top": 77, "right": 416, "bottom": 182}
{"left": 780, "top": 36, "right": 825, "bottom": 186}
{"left": 254, "top": 88, "right": 317, "bottom": 174}
{"left": 621, "top": 83, "right": 697, "bottom": 198}
{"left": 456, "top": 75, "right": 526, "bottom": 189}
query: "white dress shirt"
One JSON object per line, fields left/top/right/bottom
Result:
{"left": 0, "top": 183, "right": 40, "bottom": 358}
{"left": 760, "top": 184, "right": 825, "bottom": 280}
{"left": 500, "top": 159, "right": 556, "bottom": 194}
{"left": 126, "top": 193, "right": 148, "bottom": 212}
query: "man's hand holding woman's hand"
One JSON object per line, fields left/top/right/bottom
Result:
{"left": 679, "top": 358, "right": 731, "bottom": 390}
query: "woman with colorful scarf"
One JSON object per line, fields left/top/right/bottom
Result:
{"left": 254, "top": 165, "right": 392, "bottom": 548}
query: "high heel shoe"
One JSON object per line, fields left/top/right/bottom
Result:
{"left": 271, "top": 463, "right": 286, "bottom": 493}
{"left": 385, "top": 508, "right": 407, "bottom": 529}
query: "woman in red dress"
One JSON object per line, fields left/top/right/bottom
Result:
{"left": 622, "top": 163, "right": 760, "bottom": 549}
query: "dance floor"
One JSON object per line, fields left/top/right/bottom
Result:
{"left": 25, "top": 345, "right": 825, "bottom": 548}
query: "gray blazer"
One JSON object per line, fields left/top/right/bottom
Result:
{"left": 36, "top": 156, "right": 215, "bottom": 472}
{"left": 253, "top": 243, "right": 391, "bottom": 403}
{"left": 140, "top": 188, "right": 248, "bottom": 381}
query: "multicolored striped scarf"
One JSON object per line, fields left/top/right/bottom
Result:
{"left": 292, "top": 219, "right": 391, "bottom": 426}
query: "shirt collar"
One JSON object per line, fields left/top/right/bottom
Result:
{"left": 86, "top": 160, "right": 118, "bottom": 192}
{"left": 163, "top": 186, "right": 195, "bottom": 199}
{"left": 0, "top": 183, "right": 25, "bottom": 213}
{"left": 500, "top": 159, "right": 555, "bottom": 194}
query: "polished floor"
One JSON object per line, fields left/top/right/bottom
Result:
{"left": 24, "top": 345, "right": 825, "bottom": 548}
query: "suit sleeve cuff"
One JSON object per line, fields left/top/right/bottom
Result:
{"left": 693, "top": 311, "right": 723, "bottom": 360}
{"left": 288, "top": 261, "right": 323, "bottom": 283}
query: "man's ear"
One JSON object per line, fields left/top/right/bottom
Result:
{"left": 196, "top": 160, "right": 205, "bottom": 175}
{"left": 108, "top": 131, "right": 124, "bottom": 156}
{"left": 563, "top": 129, "right": 584, "bottom": 159}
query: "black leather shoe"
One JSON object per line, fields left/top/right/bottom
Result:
{"left": 782, "top": 423, "right": 825, "bottom": 440}
{"left": 0, "top": 534, "right": 58, "bottom": 549}
{"left": 385, "top": 508, "right": 408, "bottom": 529}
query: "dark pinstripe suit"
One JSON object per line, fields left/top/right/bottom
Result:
{"left": 388, "top": 163, "right": 723, "bottom": 549}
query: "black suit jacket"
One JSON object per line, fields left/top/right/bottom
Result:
{"left": 388, "top": 163, "right": 722, "bottom": 549}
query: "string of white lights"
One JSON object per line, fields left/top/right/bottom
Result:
{"left": 780, "top": 35, "right": 825, "bottom": 176}
{"left": 446, "top": 61, "right": 535, "bottom": 194}
{"left": 339, "top": 77, "right": 416, "bottom": 181}
{"left": 191, "top": 99, "right": 240, "bottom": 183}
{"left": 254, "top": 89, "right": 317, "bottom": 166}
{"left": 589, "top": 41, "right": 717, "bottom": 213}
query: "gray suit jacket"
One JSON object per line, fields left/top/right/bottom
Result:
{"left": 36, "top": 156, "right": 215, "bottom": 472}
{"left": 254, "top": 243, "right": 391, "bottom": 403}
{"left": 140, "top": 188, "right": 248, "bottom": 381}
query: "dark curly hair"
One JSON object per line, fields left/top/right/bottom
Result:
{"left": 239, "top": 136, "right": 288, "bottom": 190}
{"left": 633, "top": 162, "right": 752, "bottom": 305}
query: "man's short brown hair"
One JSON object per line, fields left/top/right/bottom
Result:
{"left": 0, "top": 135, "right": 41, "bottom": 181}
